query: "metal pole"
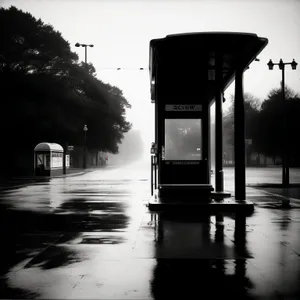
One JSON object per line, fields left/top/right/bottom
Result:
{"left": 85, "top": 46, "right": 87, "bottom": 65}
{"left": 84, "top": 47, "right": 87, "bottom": 169}
{"left": 63, "top": 143, "right": 68, "bottom": 174}
{"left": 83, "top": 131, "right": 87, "bottom": 169}
{"left": 282, "top": 66, "right": 289, "bottom": 186}
{"left": 281, "top": 67, "right": 286, "bottom": 186}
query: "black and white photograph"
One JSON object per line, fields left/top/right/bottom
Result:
{"left": 0, "top": 0, "right": 300, "bottom": 299}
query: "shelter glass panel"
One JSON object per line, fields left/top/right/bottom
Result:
{"left": 45, "top": 154, "right": 50, "bottom": 169}
{"left": 37, "top": 154, "right": 44, "bottom": 166}
{"left": 51, "top": 152, "right": 63, "bottom": 168}
{"left": 165, "top": 119, "right": 202, "bottom": 160}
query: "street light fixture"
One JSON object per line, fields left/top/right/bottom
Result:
{"left": 75, "top": 42, "right": 94, "bottom": 66}
{"left": 278, "top": 59, "right": 284, "bottom": 70}
{"left": 83, "top": 124, "right": 88, "bottom": 169}
{"left": 267, "top": 58, "right": 298, "bottom": 189}
{"left": 291, "top": 59, "right": 298, "bottom": 70}
{"left": 267, "top": 59, "right": 274, "bottom": 70}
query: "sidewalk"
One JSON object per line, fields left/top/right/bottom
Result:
{"left": 212, "top": 171, "right": 300, "bottom": 205}
{"left": 0, "top": 167, "right": 106, "bottom": 190}
{"left": 249, "top": 186, "right": 300, "bottom": 209}
{"left": 222, "top": 184, "right": 300, "bottom": 209}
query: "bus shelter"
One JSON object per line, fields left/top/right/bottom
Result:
{"left": 34, "top": 142, "right": 68, "bottom": 176}
{"left": 148, "top": 32, "right": 268, "bottom": 214}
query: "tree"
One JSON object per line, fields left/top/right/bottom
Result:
{"left": 0, "top": 6, "right": 78, "bottom": 74}
{"left": 223, "top": 88, "right": 300, "bottom": 166}
{"left": 0, "top": 6, "right": 131, "bottom": 176}
{"left": 223, "top": 93, "right": 261, "bottom": 163}
{"left": 255, "top": 86, "right": 300, "bottom": 163}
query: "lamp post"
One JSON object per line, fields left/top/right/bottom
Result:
{"left": 83, "top": 124, "right": 88, "bottom": 169}
{"left": 75, "top": 42, "right": 94, "bottom": 68}
{"left": 267, "top": 58, "right": 298, "bottom": 187}
{"left": 75, "top": 43, "right": 93, "bottom": 169}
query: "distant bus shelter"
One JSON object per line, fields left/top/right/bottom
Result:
{"left": 34, "top": 142, "right": 69, "bottom": 176}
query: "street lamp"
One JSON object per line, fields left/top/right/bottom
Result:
{"left": 83, "top": 124, "right": 88, "bottom": 169}
{"left": 267, "top": 58, "right": 298, "bottom": 188}
{"left": 75, "top": 43, "right": 92, "bottom": 169}
{"left": 75, "top": 43, "right": 94, "bottom": 67}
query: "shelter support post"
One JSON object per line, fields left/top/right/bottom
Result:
{"left": 154, "top": 158, "right": 157, "bottom": 189}
{"left": 234, "top": 64, "right": 246, "bottom": 200}
{"left": 215, "top": 54, "right": 224, "bottom": 192}
{"left": 151, "top": 156, "right": 154, "bottom": 196}
{"left": 207, "top": 107, "right": 211, "bottom": 184}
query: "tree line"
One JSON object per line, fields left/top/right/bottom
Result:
{"left": 223, "top": 87, "right": 300, "bottom": 166}
{"left": 0, "top": 6, "right": 133, "bottom": 176}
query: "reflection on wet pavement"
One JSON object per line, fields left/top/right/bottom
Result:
{"left": 24, "top": 245, "right": 83, "bottom": 270}
{"left": 151, "top": 259, "right": 254, "bottom": 299}
{"left": 1, "top": 162, "right": 300, "bottom": 299}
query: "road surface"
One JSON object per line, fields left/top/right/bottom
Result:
{"left": 0, "top": 161, "right": 300, "bottom": 299}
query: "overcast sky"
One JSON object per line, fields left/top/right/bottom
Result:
{"left": 2, "top": 0, "right": 300, "bottom": 149}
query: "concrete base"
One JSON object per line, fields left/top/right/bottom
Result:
{"left": 148, "top": 197, "right": 254, "bottom": 215}
{"left": 210, "top": 191, "right": 232, "bottom": 200}
{"left": 158, "top": 184, "right": 214, "bottom": 200}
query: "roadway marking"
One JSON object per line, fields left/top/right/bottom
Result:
{"left": 252, "top": 188, "right": 300, "bottom": 204}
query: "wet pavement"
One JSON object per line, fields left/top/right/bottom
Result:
{"left": 1, "top": 162, "right": 300, "bottom": 299}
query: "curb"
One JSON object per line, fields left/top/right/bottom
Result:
{"left": 0, "top": 169, "right": 99, "bottom": 190}
{"left": 247, "top": 183, "right": 300, "bottom": 188}
{"left": 6, "top": 168, "right": 103, "bottom": 180}
{"left": 252, "top": 188, "right": 300, "bottom": 204}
